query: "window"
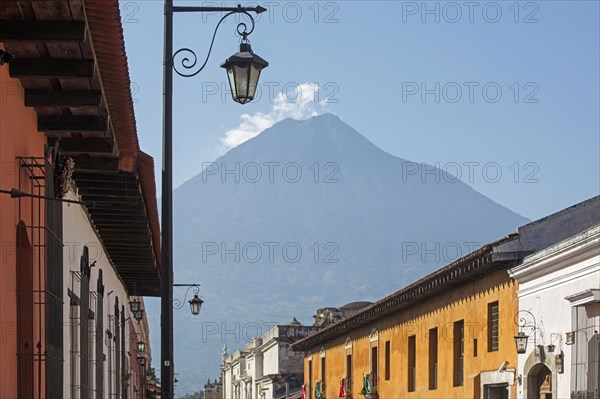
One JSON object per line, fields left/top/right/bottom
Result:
{"left": 488, "top": 301, "right": 499, "bottom": 352}
{"left": 384, "top": 341, "right": 391, "bottom": 380}
{"left": 453, "top": 320, "right": 464, "bottom": 387}
{"left": 70, "top": 301, "right": 80, "bottom": 399}
{"left": 308, "top": 360, "right": 312, "bottom": 399}
{"left": 321, "top": 356, "right": 326, "bottom": 391}
{"left": 346, "top": 354, "right": 352, "bottom": 394}
{"left": 95, "top": 271, "right": 105, "bottom": 399}
{"left": 408, "top": 335, "right": 416, "bottom": 392}
{"left": 107, "top": 317, "right": 114, "bottom": 398}
{"left": 474, "top": 338, "right": 478, "bottom": 357}
{"left": 16, "top": 222, "right": 34, "bottom": 399}
{"left": 571, "top": 302, "right": 600, "bottom": 397}
{"left": 87, "top": 294, "right": 96, "bottom": 399}
{"left": 114, "top": 299, "right": 121, "bottom": 398}
{"left": 371, "top": 346, "right": 378, "bottom": 385}
{"left": 429, "top": 328, "right": 438, "bottom": 390}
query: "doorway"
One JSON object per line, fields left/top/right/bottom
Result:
{"left": 527, "top": 364, "right": 552, "bottom": 399}
{"left": 484, "top": 383, "right": 508, "bottom": 399}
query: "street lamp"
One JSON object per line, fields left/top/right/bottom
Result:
{"left": 173, "top": 283, "right": 203, "bottom": 316}
{"left": 137, "top": 341, "right": 147, "bottom": 353}
{"left": 130, "top": 298, "right": 142, "bottom": 313}
{"left": 221, "top": 42, "right": 269, "bottom": 104}
{"left": 133, "top": 309, "right": 145, "bottom": 323}
{"left": 514, "top": 332, "right": 529, "bottom": 354}
{"left": 514, "top": 310, "right": 538, "bottom": 356}
{"left": 162, "top": 4, "right": 268, "bottom": 398}
{"left": 188, "top": 294, "right": 204, "bottom": 316}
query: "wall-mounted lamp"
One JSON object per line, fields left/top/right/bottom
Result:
{"left": 566, "top": 332, "right": 575, "bottom": 345}
{"left": 133, "top": 309, "right": 144, "bottom": 323}
{"left": 129, "top": 297, "right": 145, "bottom": 322}
{"left": 173, "top": 283, "right": 204, "bottom": 316}
{"left": 555, "top": 353, "right": 564, "bottom": 373}
{"left": 137, "top": 341, "right": 146, "bottom": 353}
{"left": 189, "top": 294, "right": 204, "bottom": 316}
{"left": 130, "top": 298, "right": 142, "bottom": 313}
{"left": 514, "top": 310, "right": 538, "bottom": 356}
{"left": 514, "top": 332, "right": 529, "bottom": 354}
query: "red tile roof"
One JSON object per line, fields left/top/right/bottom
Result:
{"left": 84, "top": 0, "right": 140, "bottom": 172}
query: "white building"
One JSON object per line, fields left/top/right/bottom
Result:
{"left": 61, "top": 190, "right": 156, "bottom": 399}
{"left": 509, "top": 224, "right": 599, "bottom": 399}
{"left": 221, "top": 320, "right": 315, "bottom": 399}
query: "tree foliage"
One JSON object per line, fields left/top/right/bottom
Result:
{"left": 178, "top": 390, "right": 204, "bottom": 399}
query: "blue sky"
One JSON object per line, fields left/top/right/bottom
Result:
{"left": 121, "top": 1, "right": 599, "bottom": 391}
{"left": 123, "top": 1, "right": 599, "bottom": 222}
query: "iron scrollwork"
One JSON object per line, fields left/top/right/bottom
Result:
{"left": 515, "top": 309, "right": 539, "bottom": 356}
{"left": 173, "top": 283, "right": 200, "bottom": 309}
{"left": 173, "top": 6, "right": 257, "bottom": 78}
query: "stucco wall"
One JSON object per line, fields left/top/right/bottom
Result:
{"left": 512, "top": 226, "right": 600, "bottom": 399}
{"left": 0, "top": 54, "right": 46, "bottom": 399}
{"left": 303, "top": 269, "right": 519, "bottom": 399}
{"left": 61, "top": 194, "right": 133, "bottom": 397}
{"left": 263, "top": 342, "right": 279, "bottom": 376}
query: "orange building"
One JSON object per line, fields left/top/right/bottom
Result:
{"left": 292, "top": 237, "right": 526, "bottom": 399}
{"left": 0, "top": 41, "right": 48, "bottom": 399}
{"left": 1, "top": 1, "right": 161, "bottom": 398}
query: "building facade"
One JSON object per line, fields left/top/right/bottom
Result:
{"left": 0, "top": 1, "right": 161, "bottom": 398}
{"left": 0, "top": 40, "right": 48, "bottom": 399}
{"left": 293, "top": 238, "right": 524, "bottom": 399}
{"left": 205, "top": 378, "right": 223, "bottom": 399}
{"left": 222, "top": 320, "right": 316, "bottom": 399}
{"left": 61, "top": 190, "right": 156, "bottom": 399}
{"left": 291, "top": 197, "right": 600, "bottom": 399}
{"left": 509, "top": 224, "right": 599, "bottom": 399}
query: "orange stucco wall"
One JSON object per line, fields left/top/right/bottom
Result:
{"left": 0, "top": 49, "right": 47, "bottom": 399}
{"left": 304, "top": 270, "right": 519, "bottom": 399}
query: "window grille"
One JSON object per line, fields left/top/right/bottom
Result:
{"left": 571, "top": 303, "right": 600, "bottom": 399}
{"left": 488, "top": 302, "right": 500, "bottom": 352}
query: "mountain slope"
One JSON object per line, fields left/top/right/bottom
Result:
{"left": 157, "top": 114, "right": 528, "bottom": 394}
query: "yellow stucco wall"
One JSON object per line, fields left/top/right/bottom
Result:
{"left": 303, "top": 270, "right": 518, "bottom": 399}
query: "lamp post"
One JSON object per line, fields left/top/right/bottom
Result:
{"left": 161, "top": 3, "right": 268, "bottom": 398}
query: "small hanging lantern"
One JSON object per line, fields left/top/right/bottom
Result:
{"left": 130, "top": 298, "right": 141, "bottom": 313}
{"left": 189, "top": 294, "right": 204, "bottom": 316}
{"left": 137, "top": 341, "right": 146, "bottom": 353}
{"left": 133, "top": 309, "right": 145, "bottom": 323}
{"left": 514, "top": 331, "right": 529, "bottom": 354}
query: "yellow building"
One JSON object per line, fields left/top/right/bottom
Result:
{"left": 292, "top": 236, "right": 526, "bottom": 399}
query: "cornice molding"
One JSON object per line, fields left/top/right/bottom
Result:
{"left": 509, "top": 227, "right": 599, "bottom": 283}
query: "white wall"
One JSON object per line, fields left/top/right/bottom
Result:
{"left": 62, "top": 194, "right": 133, "bottom": 398}
{"left": 510, "top": 225, "right": 600, "bottom": 399}
{"left": 262, "top": 343, "right": 280, "bottom": 377}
